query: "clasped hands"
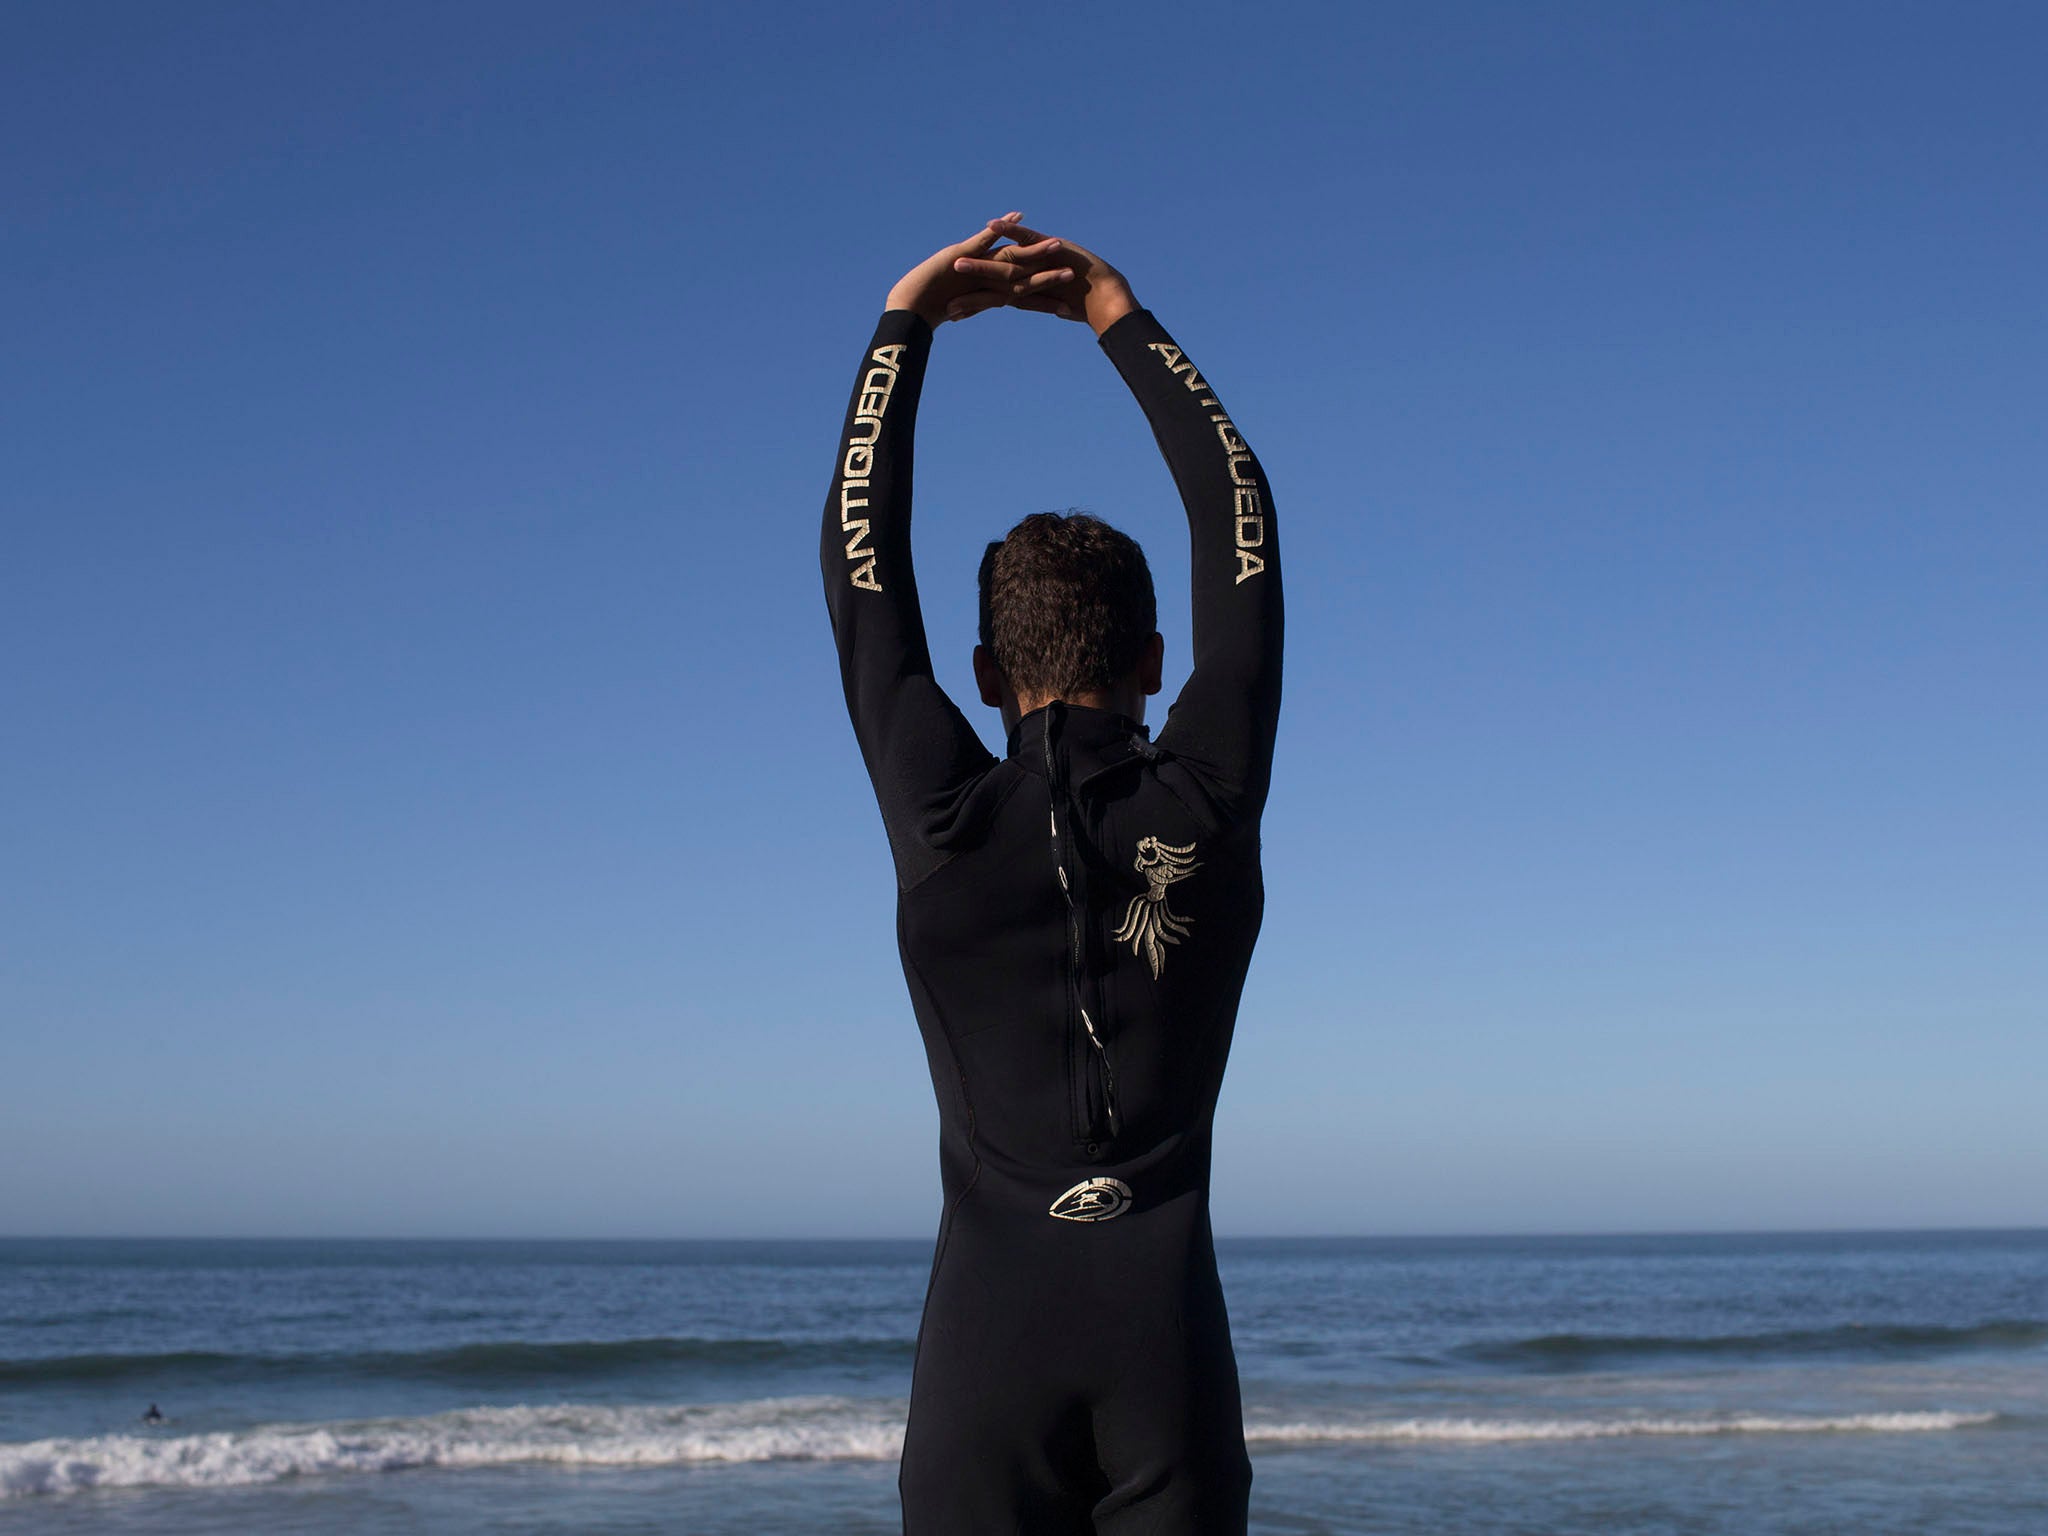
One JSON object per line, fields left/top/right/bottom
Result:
{"left": 885, "top": 212, "right": 1138, "bottom": 337}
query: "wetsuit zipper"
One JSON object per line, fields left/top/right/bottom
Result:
{"left": 1043, "top": 705, "right": 1120, "bottom": 1148}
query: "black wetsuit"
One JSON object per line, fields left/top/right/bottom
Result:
{"left": 822, "top": 305, "right": 1282, "bottom": 1534}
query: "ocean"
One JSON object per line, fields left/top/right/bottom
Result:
{"left": 2, "top": 1230, "right": 2042, "bottom": 1533}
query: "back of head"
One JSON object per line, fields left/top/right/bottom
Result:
{"left": 979, "top": 511, "right": 1157, "bottom": 703}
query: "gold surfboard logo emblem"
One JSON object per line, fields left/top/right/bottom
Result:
{"left": 1049, "top": 1177, "right": 1134, "bottom": 1222}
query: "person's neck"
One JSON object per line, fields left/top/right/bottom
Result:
{"left": 1018, "top": 690, "right": 1121, "bottom": 716}
{"left": 1011, "top": 687, "right": 1146, "bottom": 735}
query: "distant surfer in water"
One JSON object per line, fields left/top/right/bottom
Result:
{"left": 821, "top": 214, "right": 1281, "bottom": 1532}
{"left": 142, "top": 1403, "right": 164, "bottom": 1424}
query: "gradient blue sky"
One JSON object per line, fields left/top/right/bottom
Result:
{"left": 4, "top": 2, "right": 2043, "bottom": 1238}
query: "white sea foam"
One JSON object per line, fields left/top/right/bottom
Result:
{"left": 1245, "top": 1410, "right": 1999, "bottom": 1444}
{"left": 1, "top": 1400, "right": 1999, "bottom": 1498}
{"left": 0, "top": 1396, "right": 907, "bottom": 1498}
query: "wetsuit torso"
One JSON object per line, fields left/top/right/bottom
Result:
{"left": 822, "top": 306, "right": 1282, "bottom": 1535}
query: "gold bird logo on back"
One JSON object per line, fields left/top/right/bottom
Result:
{"left": 1114, "top": 836, "right": 1200, "bottom": 979}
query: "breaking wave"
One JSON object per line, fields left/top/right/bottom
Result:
{"left": 1244, "top": 1410, "right": 2000, "bottom": 1445}
{"left": 1, "top": 1399, "right": 1999, "bottom": 1498}
{"left": 0, "top": 1396, "right": 906, "bottom": 1498}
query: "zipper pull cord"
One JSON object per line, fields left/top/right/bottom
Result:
{"left": 1080, "top": 1007, "right": 1121, "bottom": 1139}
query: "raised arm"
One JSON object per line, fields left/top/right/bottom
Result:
{"left": 822, "top": 217, "right": 1076, "bottom": 880}
{"left": 952, "top": 224, "right": 1285, "bottom": 821}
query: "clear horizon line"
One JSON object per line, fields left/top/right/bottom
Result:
{"left": 4, "top": 1222, "right": 2044, "bottom": 1244}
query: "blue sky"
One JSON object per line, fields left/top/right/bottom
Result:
{"left": 3, "top": 1, "right": 2043, "bottom": 1238}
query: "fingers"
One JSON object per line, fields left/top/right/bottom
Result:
{"left": 957, "top": 223, "right": 1005, "bottom": 258}
{"left": 929, "top": 211, "right": 1086, "bottom": 322}
{"left": 989, "top": 217, "right": 1053, "bottom": 246}
{"left": 991, "top": 218, "right": 1108, "bottom": 281}
{"left": 955, "top": 211, "right": 1024, "bottom": 255}
{"left": 1015, "top": 265, "right": 1075, "bottom": 293}
{"left": 951, "top": 256, "right": 1036, "bottom": 281}
{"left": 952, "top": 256, "right": 1075, "bottom": 293}
{"left": 990, "top": 236, "right": 1065, "bottom": 265}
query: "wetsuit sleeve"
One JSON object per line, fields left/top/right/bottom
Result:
{"left": 822, "top": 310, "right": 997, "bottom": 883}
{"left": 1098, "top": 308, "right": 1284, "bottom": 822}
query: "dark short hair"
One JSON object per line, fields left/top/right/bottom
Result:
{"left": 978, "top": 511, "right": 1156, "bottom": 701}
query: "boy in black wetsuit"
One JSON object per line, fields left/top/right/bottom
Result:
{"left": 822, "top": 214, "right": 1282, "bottom": 1535}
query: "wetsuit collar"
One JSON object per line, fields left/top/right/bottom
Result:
{"left": 1007, "top": 702, "right": 1158, "bottom": 782}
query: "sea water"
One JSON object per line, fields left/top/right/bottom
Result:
{"left": 2, "top": 1231, "right": 2043, "bottom": 1533}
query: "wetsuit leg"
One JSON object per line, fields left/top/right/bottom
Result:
{"left": 900, "top": 1390, "right": 1102, "bottom": 1536}
{"left": 1087, "top": 1248, "right": 1253, "bottom": 1536}
{"left": 899, "top": 1224, "right": 1105, "bottom": 1535}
